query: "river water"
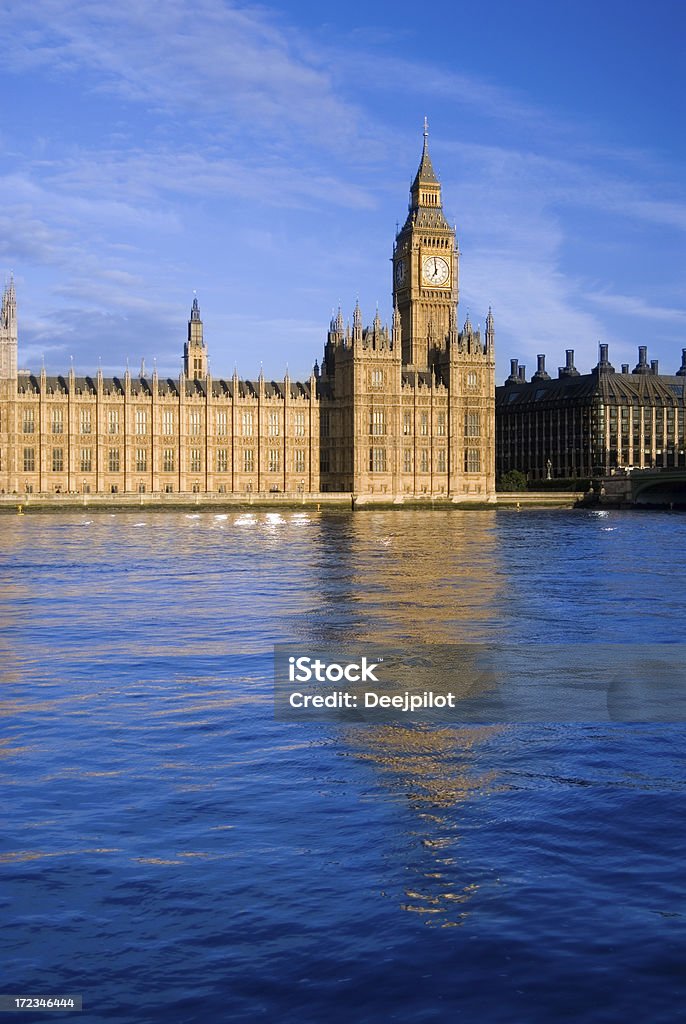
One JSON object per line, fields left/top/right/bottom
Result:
{"left": 1, "top": 509, "right": 684, "bottom": 1023}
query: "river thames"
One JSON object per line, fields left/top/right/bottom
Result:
{"left": 1, "top": 508, "right": 685, "bottom": 1022}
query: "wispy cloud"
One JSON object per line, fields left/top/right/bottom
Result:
{"left": 0, "top": 0, "right": 366, "bottom": 149}
{"left": 46, "top": 149, "right": 377, "bottom": 210}
{"left": 586, "top": 291, "right": 686, "bottom": 324}
{"left": 0, "top": 0, "right": 683, "bottom": 381}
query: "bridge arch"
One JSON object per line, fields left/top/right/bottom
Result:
{"left": 633, "top": 479, "right": 686, "bottom": 507}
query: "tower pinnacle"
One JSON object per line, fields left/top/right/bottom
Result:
{"left": 411, "top": 121, "right": 439, "bottom": 195}
{"left": 0, "top": 276, "right": 18, "bottom": 381}
{"left": 184, "top": 293, "right": 207, "bottom": 380}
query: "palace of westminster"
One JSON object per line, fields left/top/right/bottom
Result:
{"left": 1, "top": 129, "right": 684, "bottom": 498}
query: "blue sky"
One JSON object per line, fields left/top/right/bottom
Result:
{"left": 0, "top": 0, "right": 684, "bottom": 382}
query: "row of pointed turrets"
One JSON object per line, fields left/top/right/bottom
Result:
{"left": 326, "top": 301, "right": 399, "bottom": 352}
{"left": 326, "top": 302, "right": 494, "bottom": 357}
{"left": 505, "top": 344, "right": 686, "bottom": 384}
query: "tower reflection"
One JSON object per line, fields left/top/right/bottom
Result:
{"left": 306, "top": 511, "right": 508, "bottom": 926}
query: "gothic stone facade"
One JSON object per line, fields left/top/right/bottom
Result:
{"left": 0, "top": 134, "right": 495, "bottom": 499}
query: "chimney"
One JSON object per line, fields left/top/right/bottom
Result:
{"left": 651, "top": 359, "right": 659, "bottom": 375}
{"left": 532, "top": 354, "right": 550, "bottom": 381}
{"left": 633, "top": 345, "right": 649, "bottom": 374}
{"left": 505, "top": 358, "right": 519, "bottom": 385}
{"left": 595, "top": 343, "right": 615, "bottom": 375}
{"left": 518, "top": 365, "right": 527, "bottom": 382}
{"left": 676, "top": 349, "right": 686, "bottom": 377}
{"left": 559, "top": 348, "right": 580, "bottom": 378}
{"left": 621, "top": 364, "right": 629, "bottom": 374}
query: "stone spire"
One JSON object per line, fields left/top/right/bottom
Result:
{"left": 392, "top": 299, "right": 401, "bottom": 348}
{"left": 373, "top": 306, "right": 382, "bottom": 335}
{"left": 352, "top": 299, "right": 362, "bottom": 345}
{"left": 184, "top": 293, "right": 207, "bottom": 380}
{"left": 409, "top": 119, "right": 443, "bottom": 214}
{"left": 411, "top": 118, "right": 439, "bottom": 190}
{"left": 0, "top": 275, "right": 18, "bottom": 381}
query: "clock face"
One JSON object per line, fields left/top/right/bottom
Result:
{"left": 422, "top": 255, "right": 450, "bottom": 286}
{"left": 395, "top": 259, "right": 406, "bottom": 285}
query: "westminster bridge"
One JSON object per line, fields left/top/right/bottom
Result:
{"left": 597, "top": 469, "right": 686, "bottom": 508}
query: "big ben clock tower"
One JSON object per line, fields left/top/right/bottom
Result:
{"left": 393, "top": 120, "right": 458, "bottom": 370}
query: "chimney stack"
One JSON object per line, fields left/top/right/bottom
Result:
{"left": 595, "top": 343, "right": 615, "bottom": 375}
{"left": 633, "top": 346, "right": 649, "bottom": 374}
{"left": 532, "top": 354, "right": 550, "bottom": 381}
{"left": 505, "top": 358, "right": 519, "bottom": 385}
{"left": 559, "top": 349, "right": 579, "bottom": 378}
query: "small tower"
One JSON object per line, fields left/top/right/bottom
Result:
{"left": 485, "top": 307, "right": 495, "bottom": 356}
{"left": 0, "top": 276, "right": 18, "bottom": 381}
{"left": 183, "top": 295, "right": 207, "bottom": 380}
{"left": 352, "top": 299, "right": 363, "bottom": 346}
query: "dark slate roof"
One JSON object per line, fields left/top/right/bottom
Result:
{"left": 15, "top": 374, "right": 313, "bottom": 400}
{"left": 496, "top": 371, "right": 685, "bottom": 410}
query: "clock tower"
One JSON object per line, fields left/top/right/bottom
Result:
{"left": 393, "top": 121, "right": 458, "bottom": 371}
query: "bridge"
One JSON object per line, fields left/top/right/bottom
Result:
{"left": 597, "top": 469, "right": 686, "bottom": 508}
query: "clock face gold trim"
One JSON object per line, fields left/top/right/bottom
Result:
{"left": 422, "top": 255, "right": 450, "bottom": 286}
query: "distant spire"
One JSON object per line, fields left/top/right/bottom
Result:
{"left": 485, "top": 307, "right": 495, "bottom": 353}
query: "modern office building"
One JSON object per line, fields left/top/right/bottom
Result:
{"left": 496, "top": 345, "right": 686, "bottom": 480}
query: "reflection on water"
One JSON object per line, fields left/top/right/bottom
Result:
{"left": 301, "top": 511, "right": 504, "bottom": 645}
{"left": 345, "top": 724, "right": 503, "bottom": 926}
{"left": 1, "top": 509, "right": 685, "bottom": 1023}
